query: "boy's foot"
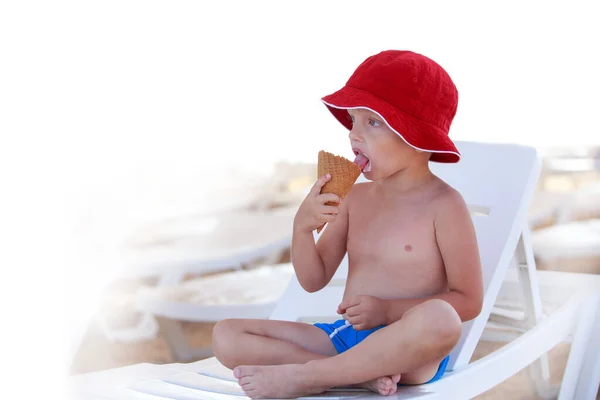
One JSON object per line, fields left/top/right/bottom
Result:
{"left": 234, "top": 364, "right": 328, "bottom": 399}
{"left": 358, "top": 374, "right": 401, "bottom": 396}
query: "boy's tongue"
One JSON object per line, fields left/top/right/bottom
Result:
{"left": 353, "top": 153, "right": 369, "bottom": 171}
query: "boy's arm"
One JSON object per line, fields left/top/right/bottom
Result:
{"left": 383, "top": 190, "right": 484, "bottom": 323}
{"left": 292, "top": 191, "right": 350, "bottom": 293}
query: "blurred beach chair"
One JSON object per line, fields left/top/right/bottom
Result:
{"left": 70, "top": 142, "right": 600, "bottom": 399}
{"left": 529, "top": 146, "right": 599, "bottom": 228}
{"left": 529, "top": 180, "right": 600, "bottom": 229}
{"left": 527, "top": 147, "right": 600, "bottom": 273}
{"left": 528, "top": 182, "right": 600, "bottom": 273}
{"left": 136, "top": 263, "right": 295, "bottom": 361}
{"left": 537, "top": 145, "right": 600, "bottom": 190}
{"left": 92, "top": 162, "right": 313, "bottom": 344}
{"left": 127, "top": 207, "right": 297, "bottom": 361}
{"left": 121, "top": 163, "right": 316, "bottom": 358}
{"left": 532, "top": 218, "right": 600, "bottom": 273}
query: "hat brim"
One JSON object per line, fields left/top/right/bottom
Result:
{"left": 322, "top": 86, "right": 460, "bottom": 163}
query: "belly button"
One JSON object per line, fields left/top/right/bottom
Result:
{"left": 404, "top": 245, "right": 412, "bottom": 252}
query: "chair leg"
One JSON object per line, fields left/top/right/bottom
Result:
{"left": 157, "top": 270, "right": 187, "bottom": 286}
{"left": 96, "top": 270, "right": 184, "bottom": 343}
{"left": 157, "top": 317, "right": 213, "bottom": 362}
{"left": 97, "top": 310, "right": 159, "bottom": 343}
{"left": 518, "top": 228, "right": 558, "bottom": 399}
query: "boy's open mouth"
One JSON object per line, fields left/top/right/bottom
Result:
{"left": 353, "top": 149, "right": 371, "bottom": 172}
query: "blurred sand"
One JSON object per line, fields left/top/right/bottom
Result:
{"left": 69, "top": 164, "right": 600, "bottom": 399}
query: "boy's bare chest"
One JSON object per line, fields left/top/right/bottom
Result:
{"left": 348, "top": 199, "right": 437, "bottom": 255}
{"left": 345, "top": 198, "right": 446, "bottom": 297}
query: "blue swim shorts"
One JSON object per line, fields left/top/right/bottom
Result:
{"left": 314, "top": 319, "right": 450, "bottom": 384}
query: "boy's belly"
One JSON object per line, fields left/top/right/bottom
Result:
{"left": 343, "top": 260, "right": 448, "bottom": 300}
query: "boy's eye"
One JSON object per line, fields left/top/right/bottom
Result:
{"left": 347, "top": 113, "right": 355, "bottom": 124}
{"left": 368, "top": 119, "right": 381, "bottom": 127}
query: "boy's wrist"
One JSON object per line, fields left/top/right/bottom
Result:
{"left": 382, "top": 299, "right": 393, "bottom": 325}
{"left": 292, "top": 219, "right": 315, "bottom": 236}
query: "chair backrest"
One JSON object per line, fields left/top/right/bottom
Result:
{"left": 271, "top": 141, "right": 541, "bottom": 371}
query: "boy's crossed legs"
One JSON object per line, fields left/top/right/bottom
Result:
{"left": 213, "top": 316, "right": 400, "bottom": 394}
{"left": 212, "top": 299, "right": 461, "bottom": 399}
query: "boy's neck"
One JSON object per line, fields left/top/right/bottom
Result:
{"left": 377, "top": 162, "right": 436, "bottom": 193}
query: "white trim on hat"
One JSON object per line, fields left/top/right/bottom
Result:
{"left": 321, "top": 100, "right": 461, "bottom": 161}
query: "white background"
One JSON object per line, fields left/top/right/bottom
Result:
{"left": 1, "top": 1, "right": 598, "bottom": 398}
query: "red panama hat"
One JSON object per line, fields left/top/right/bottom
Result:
{"left": 322, "top": 50, "right": 461, "bottom": 163}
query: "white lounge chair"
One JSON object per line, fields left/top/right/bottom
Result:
{"left": 68, "top": 142, "right": 600, "bottom": 399}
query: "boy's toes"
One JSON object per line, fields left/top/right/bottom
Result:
{"left": 380, "top": 377, "right": 399, "bottom": 396}
{"left": 380, "top": 387, "right": 393, "bottom": 396}
{"left": 376, "top": 378, "right": 392, "bottom": 395}
{"left": 238, "top": 376, "right": 253, "bottom": 386}
{"left": 233, "top": 365, "right": 258, "bottom": 379}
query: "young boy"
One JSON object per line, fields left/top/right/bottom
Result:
{"left": 212, "top": 50, "right": 484, "bottom": 398}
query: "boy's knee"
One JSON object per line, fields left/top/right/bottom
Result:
{"left": 405, "top": 299, "right": 462, "bottom": 351}
{"left": 212, "top": 319, "right": 241, "bottom": 366}
{"left": 425, "top": 300, "right": 461, "bottom": 349}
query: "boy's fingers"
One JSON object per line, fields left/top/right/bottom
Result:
{"left": 348, "top": 315, "right": 362, "bottom": 328}
{"left": 318, "top": 193, "right": 341, "bottom": 205}
{"left": 310, "top": 174, "right": 332, "bottom": 195}
{"left": 338, "top": 298, "right": 359, "bottom": 315}
{"left": 320, "top": 205, "right": 339, "bottom": 215}
{"left": 321, "top": 214, "right": 336, "bottom": 223}
{"left": 344, "top": 305, "right": 360, "bottom": 318}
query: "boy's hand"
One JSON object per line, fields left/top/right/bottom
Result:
{"left": 293, "top": 174, "right": 341, "bottom": 233}
{"left": 337, "top": 295, "right": 389, "bottom": 330}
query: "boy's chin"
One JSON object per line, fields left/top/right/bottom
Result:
{"left": 361, "top": 170, "right": 375, "bottom": 181}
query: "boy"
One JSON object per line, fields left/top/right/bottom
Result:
{"left": 212, "top": 50, "right": 484, "bottom": 398}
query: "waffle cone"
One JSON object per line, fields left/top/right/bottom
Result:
{"left": 316, "top": 150, "right": 362, "bottom": 233}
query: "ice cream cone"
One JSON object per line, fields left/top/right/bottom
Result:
{"left": 316, "top": 150, "right": 362, "bottom": 233}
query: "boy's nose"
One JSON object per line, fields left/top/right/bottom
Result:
{"left": 348, "top": 127, "right": 364, "bottom": 142}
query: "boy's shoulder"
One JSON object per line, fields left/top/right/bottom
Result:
{"left": 431, "top": 179, "right": 471, "bottom": 220}
{"left": 433, "top": 179, "right": 465, "bottom": 202}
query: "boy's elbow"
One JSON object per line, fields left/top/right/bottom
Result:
{"left": 299, "top": 279, "right": 326, "bottom": 293}
{"left": 297, "top": 273, "right": 328, "bottom": 293}
{"left": 461, "top": 297, "right": 483, "bottom": 322}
